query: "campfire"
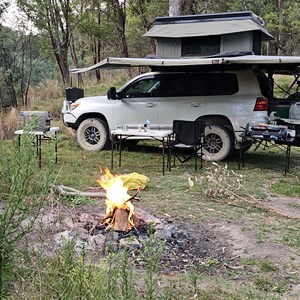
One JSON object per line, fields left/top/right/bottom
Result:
{"left": 46, "top": 169, "right": 229, "bottom": 273}
{"left": 97, "top": 168, "right": 140, "bottom": 232}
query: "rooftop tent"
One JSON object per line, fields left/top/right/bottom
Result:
{"left": 144, "top": 12, "right": 273, "bottom": 41}
{"left": 143, "top": 11, "right": 273, "bottom": 57}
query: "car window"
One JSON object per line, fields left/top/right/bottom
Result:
{"left": 204, "top": 73, "right": 239, "bottom": 95}
{"left": 123, "top": 78, "right": 161, "bottom": 98}
{"left": 159, "top": 73, "right": 238, "bottom": 97}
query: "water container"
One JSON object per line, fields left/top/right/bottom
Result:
{"left": 146, "top": 119, "right": 150, "bottom": 129}
{"left": 289, "top": 102, "right": 300, "bottom": 119}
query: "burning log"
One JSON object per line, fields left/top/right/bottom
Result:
{"left": 97, "top": 168, "right": 141, "bottom": 232}
{"left": 113, "top": 209, "right": 130, "bottom": 232}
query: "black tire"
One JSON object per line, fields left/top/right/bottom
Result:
{"left": 76, "top": 118, "right": 109, "bottom": 151}
{"left": 204, "top": 125, "right": 234, "bottom": 161}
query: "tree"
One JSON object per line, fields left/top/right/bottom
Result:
{"left": 0, "top": 26, "right": 18, "bottom": 107}
{"left": 17, "top": 0, "right": 73, "bottom": 86}
{"left": 127, "top": 0, "right": 168, "bottom": 57}
{"left": 104, "top": 0, "right": 129, "bottom": 57}
{"left": 169, "top": 0, "right": 183, "bottom": 16}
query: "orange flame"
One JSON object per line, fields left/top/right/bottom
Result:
{"left": 97, "top": 167, "right": 135, "bottom": 229}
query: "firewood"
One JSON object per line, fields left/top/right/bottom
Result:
{"left": 54, "top": 185, "right": 106, "bottom": 198}
{"left": 113, "top": 209, "right": 130, "bottom": 232}
{"left": 132, "top": 213, "right": 140, "bottom": 228}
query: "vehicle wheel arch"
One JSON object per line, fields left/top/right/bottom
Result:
{"left": 196, "top": 115, "right": 235, "bottom": 161}
{"left": 196, "top": 114, "right": 233, "bottom": 129}
{"left": 75, "top": 113, "right": 109, "bottom": 129}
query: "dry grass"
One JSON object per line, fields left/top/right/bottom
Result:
{"left": 0, "top": 108, "right": 20, "bottom": 139}
{"left": 27, "top": 79, "right": 64, "bottom": 108}
{"left": 0, "top": 70, "right": 134, "bottom": 141}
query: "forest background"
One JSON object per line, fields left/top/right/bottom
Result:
{"left": 0, "top": 0, "right": 300, "bottom": 110}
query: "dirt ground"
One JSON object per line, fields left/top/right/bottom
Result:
{"left": 6, "top": 191, "right": 300, "bottom": 297}
{"left": 30, "top": 195, "right": 300, "bottom": 254}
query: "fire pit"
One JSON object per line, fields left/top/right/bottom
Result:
{"left": 97, "top": 168, "right": 142, "bottom": 232}
{"left": 22, "top": 168, "right": 230, "bottom": 274}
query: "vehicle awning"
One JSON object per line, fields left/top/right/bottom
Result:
{"left": 70, "top": 55, "right": 300, "bottom": 74}
{"left": 143, "top": 19, "right": 273, "bottom": 40}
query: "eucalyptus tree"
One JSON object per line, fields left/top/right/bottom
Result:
{"left": 17, "top": 0, "right": 74, "bottom": 86}
{"left": 0, "top": 26, "right": 18, "bottom": 108}
{"left": 69, "top": 0, "right": 125, "bottom": 82}
{"left": 127, "top": 0, "right": 168, "bottom": 57}
{"left": 221, "top": 0, "right": 300, "bottom": 55}
{"left": 169, "top": 0, "right": 183, "bottom": 16}
{"left": 0, "top": 3, "right": 17, "bottom": 108}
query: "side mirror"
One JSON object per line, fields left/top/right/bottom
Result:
{"left": 107, "top": 87, "right": 117, "bottom": 100}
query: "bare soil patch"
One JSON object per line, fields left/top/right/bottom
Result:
{"left": 263, "top": 195, "right": 300, "bottom": 219}
{"left": 20, "top": 196, "right": 299, "bottom": 270}
{"left": 20, "top": 202, "right": 231, "bottom": 273}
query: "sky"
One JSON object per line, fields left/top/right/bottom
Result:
{"left": 1, "top": 0, "right": 37, "bottom": 33}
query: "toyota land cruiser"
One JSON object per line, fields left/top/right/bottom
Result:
{"left": 62, "top": 69, "right": 268, "bottom": 161}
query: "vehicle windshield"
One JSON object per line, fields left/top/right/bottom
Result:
{"left": 122, "top": 78, "right": 160, "bottom": 98}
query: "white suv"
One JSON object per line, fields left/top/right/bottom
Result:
{"left": 62, "top": 69, "right": 268, "bottom": 161}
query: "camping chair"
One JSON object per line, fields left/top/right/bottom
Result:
{"left": 169, "top": 120, "right": 205, "bottom": 170}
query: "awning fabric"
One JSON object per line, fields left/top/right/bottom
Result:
{"left": 143, "top": 19, "right": 273, "bottom": 40}
{"left": 70, "top": 55, "right": 300, "bottom": 74}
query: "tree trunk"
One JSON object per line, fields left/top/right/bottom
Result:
{"left": 0, "top": 48, "right": 18, "bottom": 107}
{"left": 169, "top": 0, "right": 183, "bottom": 16}
{"left": 115, "top": 0, "right": 129, "bottom": 57}
{"left": 95, "top": 10, "right": 102, "bottom": 82}
{"left": 277, "top": 0, "right": 283, "bottom": 55}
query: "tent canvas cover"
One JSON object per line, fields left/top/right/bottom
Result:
{"left": 70, "top": 54, "right": 300, "bottom": 74}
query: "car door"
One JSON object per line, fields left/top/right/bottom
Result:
{"left": 157, "top": 73, "right": 206, "bottom": 130}
{"left": 113, "top": 76, "right": 160, "bottom": 129}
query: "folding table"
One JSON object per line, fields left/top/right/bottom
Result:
{"left": 14, "top": 127, "right": 60, "bottom": 168}
{"left": 111, "top": 129, "right": 173, "bottom": 175}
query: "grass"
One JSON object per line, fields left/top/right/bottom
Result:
{"left": 2, "top": 74, "right": 300, "bottom": 298}
{"left": 3, "top": 133, "right": 300, "bottom": 298}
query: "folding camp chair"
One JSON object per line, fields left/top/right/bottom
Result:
{"left": 169, "top": 120, "right": 205, "bottom": 170}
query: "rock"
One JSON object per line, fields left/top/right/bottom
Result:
{"left": 104, "top": 231, "right": 119, "bottom": 253}
{"left": 54, "top": 230, "right": 75, "bottom": 245}
{"left": 134, "top": 207, "right": 161, "bottom": 226}
{"left": 61, "top": 217, "right": 75, "bottom": 229}
{"left": 37, "top": 212, "right": 57, "bottom": 227}
{"left": 119, "top": 237, "right": 141, "bottom": 250}
{"left": 89, "top": 234, "right": 106, "bottom": 249}
{"left": 79, "top": 212, "right": 95, "bottom": 224}
{"left": 154, "top": 223, "right": 176, "bottom": 241}
{"left": 75, "top": 239, "right": 90, "bottom": 255}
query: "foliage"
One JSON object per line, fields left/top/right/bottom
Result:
{"left": 1, "top": 0, "right": 300, "bottom": 108}
{"left": 0, "top": 122, "right": 54, "bottom": 297}
{"left": 17, "top": 0, "right": 74, "bottom": 86}
{"left": 0, "top": 25, "right": 57, "bottom": 109}
{"left": 0, "top": 125, "right": 299, "bottom": 298}
{"left": 12, "top": 230, "right": 165, "bottom": 299}
{"left": 139, "top": 225, "right": 165, "bottom": 300}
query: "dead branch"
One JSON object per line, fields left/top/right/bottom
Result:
{"left": 53, "top": 185, "right": 106, "bottom": 198}
{"left": 125, "top": 189, "right": 141, "bottom": 203}
{"left": 205, "top": 177, "right": 300, "bottom": 219}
